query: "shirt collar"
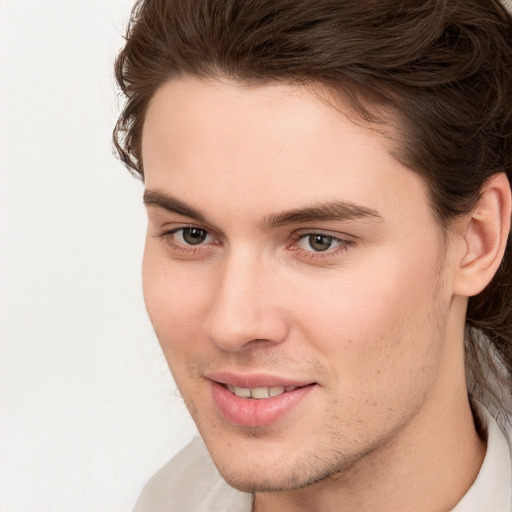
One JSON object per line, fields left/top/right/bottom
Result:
{"left": 451, "top": 399, "right": 511, "bottom": 512}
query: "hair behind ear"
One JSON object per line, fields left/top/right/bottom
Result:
{"left": 462, "top": 174, "right": 512, "bottom": 406}
{"left": 466, "top": 232, "right": 512, "bottom": 406}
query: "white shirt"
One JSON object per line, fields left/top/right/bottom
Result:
{"left": 451, "top": 399, "right": 511, "bottom": 511}
{"left": 133, "top": 399, "right": 512, "bottom": 512}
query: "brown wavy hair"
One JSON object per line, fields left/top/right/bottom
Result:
{"left": 113, "top": 0, "right": 512, "bottom": 404}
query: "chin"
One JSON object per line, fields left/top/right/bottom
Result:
{"left": 208, "top": 444, "right": 361, "bottom": 494}
{"left": 217, "top": 465, "right": 320, "bottom": 494}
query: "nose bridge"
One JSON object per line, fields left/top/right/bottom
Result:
{"left": 206, "top": 246, "right": 288, "bottom": 351}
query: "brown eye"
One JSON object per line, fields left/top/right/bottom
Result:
{"left": 181, "top": 227, "right": 208, "bottom": 245}
{"left": 307, "top": 234, "right": 334, "bottom": 252}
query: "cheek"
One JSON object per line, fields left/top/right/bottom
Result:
{"left": 293, "top": 246, "right": 447, "bottom": 397}
{"left": 142, "top": 241, "right": 208, "bottom": 359}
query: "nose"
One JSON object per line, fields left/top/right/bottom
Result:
{"left": 205, "top": 250, "right": 290, "bottom": 352}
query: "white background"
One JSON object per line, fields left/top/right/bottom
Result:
{"left": 0, "top": 1, "right": 197, "bottom": 511}
{"left": 3, "top": 1, "right": 512, "bottom": 512}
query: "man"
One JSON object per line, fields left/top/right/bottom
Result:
{"left": 114, "top": 0, "right": 512, "bottom": 510}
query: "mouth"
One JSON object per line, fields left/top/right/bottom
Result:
{"left": 223, "top": 384, "right": 305, "bottom": 399}
{"left": 208, "top": 375, "right": 317, "bottom": 428}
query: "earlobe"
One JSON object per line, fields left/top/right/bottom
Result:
{"left": 454, "top": 173, "right": 511, "bottom": 297}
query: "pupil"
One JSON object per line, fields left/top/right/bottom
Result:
{"left": 309, "top": 234, "right": 332, "bottom": 251}
{"left": 183, "top": 228, "right": 207, "bottom": 245}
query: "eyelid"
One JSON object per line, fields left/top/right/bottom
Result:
{"left": 172, "top": 226, "right": 216, "bottom": 244}
{"left": 296, "top": 234, "right": 343, "bottom": 250}
{"left": 288, "top": 229, "right": 355, "bottom": 258}
{"left": 155, "top": 224, "right": 221, "bottom": 255}
{"left": 156, "top": 222, "right": 218, "bottom": 238}
{"left": 291, "top": 228, "right": 356, "bottom": 243}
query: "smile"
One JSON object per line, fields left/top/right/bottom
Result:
{"left": 225, "top": 384, "right": 301, "bottom": 399}
{"left": 210, "top": 378, "right": 316, "bottom": 427}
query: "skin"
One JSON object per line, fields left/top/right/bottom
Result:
{"left": 141, "top": 77, "right": 488, "bottom": 512}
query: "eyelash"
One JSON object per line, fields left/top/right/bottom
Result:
{"left": 157, "top": 226, "right": 219, "bottom": 256}
{"left": 157, "top": 226, "right": 354, "bottom": 259}
{"left": 289, "top": 232, "right": 354, "bottom": 259}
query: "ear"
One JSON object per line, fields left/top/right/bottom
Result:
{"left": 453, "top": 173, "right": 511, "bottom": 297}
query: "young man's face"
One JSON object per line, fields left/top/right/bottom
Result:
{"left": 141, "top": 77, "right": 463, "bottom": 492}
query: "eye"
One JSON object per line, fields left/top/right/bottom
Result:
{"left": 297, "top": 233, "right": 344, "bottom": 252}
{"left": 171, "top": 227, "right": 214, "bottom": 245}
{"left": 155, "top": 225, "right": 220, "bottom": 258}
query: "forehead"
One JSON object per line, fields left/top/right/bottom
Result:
{"left": 141, "top": 76, "right": 431, "bottom": 225}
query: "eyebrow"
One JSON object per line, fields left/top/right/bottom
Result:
{"left": 262, "top": 201, "right": 382, "bottom": 229}
{"left": 143, "top": 189, "right": 207, "bottom": 222}
{"left": 143, "top": 189, "right": 382, "bottom": 228}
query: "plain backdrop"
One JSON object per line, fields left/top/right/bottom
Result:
{"left": 0, "top": 1, "right": 197, "bottom": 511}
{"left": 3, "top": 1, "right": 512, "bottom": 512}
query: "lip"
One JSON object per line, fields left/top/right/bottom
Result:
{"left": 207, "top": 371, "right": 315, "bottom": 389}
{"left": 208, "top": 373, "right": 316, "bottom": 428}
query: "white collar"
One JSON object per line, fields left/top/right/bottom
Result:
{"left": 451, "top": 399, "right": 511, "bottom": 511}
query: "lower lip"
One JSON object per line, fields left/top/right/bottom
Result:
{"left": 210, "top": 381, "right": 315, "bottom": 428}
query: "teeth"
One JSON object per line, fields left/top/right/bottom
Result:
{"left": 269, "top": 387, "right": 285, "bottom": 396}
{"left": 233, "top": 386, "right": 251, "bottom": 398}
{"left": 251, "top": 387, "right": 270, "bottom": 399}
{"left": 227, "top": 385, "right": 292, "bottom": 399}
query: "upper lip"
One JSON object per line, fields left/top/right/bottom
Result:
{"left": 206, "top": 371, "right": 316, "bottom": 389}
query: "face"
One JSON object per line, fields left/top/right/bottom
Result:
{"left": 141, "top": 77, "right": 459, "bottom": 492}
